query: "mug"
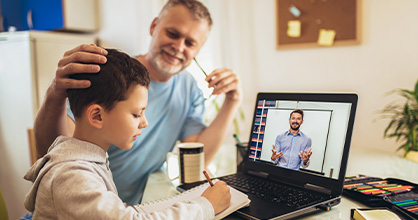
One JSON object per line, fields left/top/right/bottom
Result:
{"left": 166, "top": 142, "right": 205, "bottom": 184}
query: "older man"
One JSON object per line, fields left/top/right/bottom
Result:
{"left": 34, "top": 0, "right": 241, "bottom": 205}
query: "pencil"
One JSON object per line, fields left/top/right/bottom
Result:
{"left": 203, "top": 170, "right": 214, "bottom": 187}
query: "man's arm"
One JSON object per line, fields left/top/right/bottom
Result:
{"left": 182, "top": 68, "right": 242, "bottom": 167}
{"left": 34, "top": 44, "right": 107, "bottom": 156}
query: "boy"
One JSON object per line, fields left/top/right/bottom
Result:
{"left": 24, "top": 49, "right": 231, "bottom": 219}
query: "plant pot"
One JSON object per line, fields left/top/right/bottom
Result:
{"left": 405, "top": 150, "right": 418, "bottom": 163}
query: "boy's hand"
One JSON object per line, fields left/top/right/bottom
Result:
{"left": 201, "top": 181, "right": 231, "bottom": 214}
{"left": 50, "top": 44, "right": 107, "bottom": 100}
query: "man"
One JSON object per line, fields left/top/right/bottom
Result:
{"left": 271, "top": 109, "right": 312, "bottom": 170}
{"left": 34, "top": 0, "right": 241, "bottom": 205}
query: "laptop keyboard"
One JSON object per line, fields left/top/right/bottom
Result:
{"left": 220, "top": 174, "right": 326, "bottom": 208}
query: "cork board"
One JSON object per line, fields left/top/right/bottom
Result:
{"left": 276, "top": 0, "right": 361, "bottom": 49}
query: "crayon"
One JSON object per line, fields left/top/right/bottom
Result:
{"left": 396, "top": 201, "right": 417, "bottom": 207}
{"left": 367, "top": 180, "right": 387, "bottom": 185}
{"left": 371, "top": 190, "right": 386, "bottom": 195}
{"left": 355, "top": 186, "right": 373, "bottom": 190}
{"left": 362, "top": 190, "right": 384, "bottom": 195}
{"left": 393, "top": 199, "right": 414, "bottom": 204}
{"left": 360, "top": 188, "right": 380, "bottom": 193}
{"left": 404, "top": 204, "right": 418, "bottom": 209}
{"left": 392, "top": 189, "right": 411, "bottom": 194}
{"left": 382, "top": 185, "right": 401, "bottom": 190}
{"left": 377, "top": 192, "right": 392, "bottom": 197}
{"left": 408, "top": 207, "right": 418, "bottom": 212}
{"left": 401, "top": 203, "right": 418, "bottom": 208}
{"left": 374, "top": 184, "right": 397, "bottom": 188}
{"left": 386, "top": 186, "right": 413, "bottom": 191}
{"left": 343, "top": 183, "right": 364, "bottom": 188}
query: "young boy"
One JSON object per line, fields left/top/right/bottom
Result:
{"left": 24, "top": 49, "right": 231, "bottom": 219}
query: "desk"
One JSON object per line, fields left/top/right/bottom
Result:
{"left": 142, "top": 147, "right": 418, "bottom": 219}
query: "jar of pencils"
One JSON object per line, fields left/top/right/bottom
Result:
{"left": 236, "top": 142, "right": 248, "bottom": 171}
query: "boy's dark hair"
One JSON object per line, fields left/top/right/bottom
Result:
{"left": 290, "top": 109, "right": 304, "bottom": 120}
{"left": 67, "top": 48, "right": 150, "bottom": 118}
{"left": 159, "top": 0, "right": 213, "bottom": 28}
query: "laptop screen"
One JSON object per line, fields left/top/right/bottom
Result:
{"left": 245, "top": 93, "right": 357, "bottom": 192}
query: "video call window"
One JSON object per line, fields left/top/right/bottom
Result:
{"left": 248, "top": 99, "right": 352, "bottom": 180}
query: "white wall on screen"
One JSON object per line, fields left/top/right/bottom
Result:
{"left": 299, "top": 102, "right": 352, "bottom": 179}
{"left": 260, "top": 109, "right": 331, "bottom": 174}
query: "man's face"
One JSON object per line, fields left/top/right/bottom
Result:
{"left": 148, "top": 5, "right": 210, "bottom": 77}
{"left": 289, "top": 112, "right": 303, "bottom": 131}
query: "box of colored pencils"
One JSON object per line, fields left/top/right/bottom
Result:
{"left": 343, "top": 175, "right": 418, "bottom": 219}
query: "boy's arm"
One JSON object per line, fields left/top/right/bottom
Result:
{"left": 34, "top": 44, "right": 107, "bottom": 156}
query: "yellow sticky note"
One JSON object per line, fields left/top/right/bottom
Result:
{"left": 287, "top": 20, "right": 301, "bottom": 38}
{"left": 317, "top": 29, "right": 336, "bottom": 46}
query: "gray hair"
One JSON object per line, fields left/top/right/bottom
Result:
{"left": 159, "top": 0, "right": 213, "bottom": 27}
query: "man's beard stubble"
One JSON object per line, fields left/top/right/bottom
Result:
{"left": 290, "top": 123, "right": 300, "bottom": 131}
{"left": 150, "top": 47, "right": 186, "bottom": 76}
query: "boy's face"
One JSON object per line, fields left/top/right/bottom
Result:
{"left": 102, "top": 85, "right": 148, "bottom": 150}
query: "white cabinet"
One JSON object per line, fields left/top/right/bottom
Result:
{"left": 0, "top": 31, "right": 96, "bottom": 219}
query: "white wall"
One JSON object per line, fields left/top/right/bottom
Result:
{"left": 251, "top": 0, "right": 418, "bottom": 153}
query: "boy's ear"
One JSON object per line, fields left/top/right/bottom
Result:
{"left": 86, "top": 104, "right": 104, "bottom": 129}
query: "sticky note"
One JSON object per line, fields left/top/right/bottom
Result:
{"left": 287, "top": 20, "right": 301, "bottom": 38}
{"left": 289, "top": 5, "right": 301, "bottom": 18}
{"left": 317, "top": 29, "right": 336, "bottom": 46}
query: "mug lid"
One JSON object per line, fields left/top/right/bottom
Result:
{"left": 176, "top": 142, "right": 204, "bottom": 149}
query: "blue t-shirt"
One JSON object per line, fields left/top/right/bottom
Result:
{"left": 272, "top": 131, "right": 311, "bottom": 170}
{"left": 67, "top": 71, "right": 206, "bottom": 205}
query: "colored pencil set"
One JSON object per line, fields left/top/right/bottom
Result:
{"left": 343, "top": 180, "right": 414, "bottom": 197}
{"left": 393, "top": 199, "right": 418, "bottom": 215}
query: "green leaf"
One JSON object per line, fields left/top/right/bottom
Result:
{"left": 384, "top": 120, "right": 396, "bottom": 136}
{"left": 233, "top": 118, "right": 240, "bottom": 135}
{"left": 345, "top": 79, "right": 418, "bottom": 156}
{"left": 239, "top": 107, "right": 245, "bottom": 120}
{"left": 415, "top": 79, "right": 418, "bottom": 99}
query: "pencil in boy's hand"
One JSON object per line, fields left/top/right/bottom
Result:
{"left": 203, "top": 170, "right": 214, "bottom": 187}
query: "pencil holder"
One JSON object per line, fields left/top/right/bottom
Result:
{"left": 236, "top": 142, "right": 248, "bottom": 171}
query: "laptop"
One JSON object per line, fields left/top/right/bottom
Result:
{"left": 178, "top": 92, "right": 358, "bottom": 219}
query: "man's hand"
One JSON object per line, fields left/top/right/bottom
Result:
{"left": 299, "top": 147, "right": 312, "bottom": 164}
{"left": 206, "top": 68, "right": 242, "bottom": 103}
{"left": 201, "top": 181, "right": 231, "bottom": 214}
{"left": 49, "top": 44, "right": 107, "bottom": 100}
{"left": 271, "top": 144, "right": 283, "bottom": 161}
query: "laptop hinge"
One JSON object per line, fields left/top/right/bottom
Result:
{"left": 247, "top": 170, "right": 269, "bottom": 179}
{"left": 304, "top": 183, "right": 332, "bottom": 195}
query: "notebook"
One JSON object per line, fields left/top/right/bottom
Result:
{"left": 136, "top": 180, "right": 250, "bottom": 219}
{"left": 178, "top": 92, "right": 358, "bottom": 219}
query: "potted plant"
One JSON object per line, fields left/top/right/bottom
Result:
{"left": 380, "top": 79, "right": 418, "bottom": 162}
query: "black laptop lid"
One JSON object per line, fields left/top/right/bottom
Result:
{"left": 244, "top": 93, "right": 358, "bottom": 195}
